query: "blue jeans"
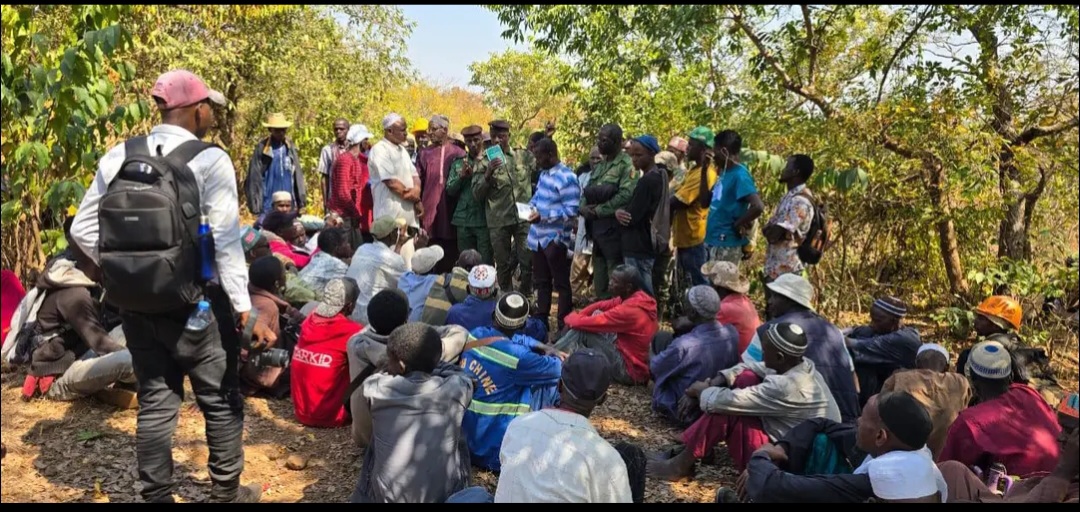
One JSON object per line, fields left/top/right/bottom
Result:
{"left": 677, "top": 244, "right": 708, "bottom": 287}
{"left": 624, "top": 256, "right": 655, "bottom": 297}
{"left": 445, "top": 486, "right": 493, "bottom": 503}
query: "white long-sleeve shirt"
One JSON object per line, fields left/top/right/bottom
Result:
{"left": 70, "top": 124, "right": 252, "bottom": 314}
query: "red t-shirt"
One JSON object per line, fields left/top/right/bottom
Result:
{"left": 291, "top": 314, "right": 363, "bottom": 428}
{"left": 717, "top": 293, "right": 762, "bottom": 355}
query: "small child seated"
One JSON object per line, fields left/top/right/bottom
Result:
{"left": 352, "top": 323, "right": 474, "bottom": 503}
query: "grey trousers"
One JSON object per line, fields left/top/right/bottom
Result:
{"left": 121, "top": 288, "right": 245, "bottom": 503}
{"left": 46, "top": 350, "right": 136, "bottom": 401}
{"left": 554, "top": 329, "right": 636, "bottom": 386}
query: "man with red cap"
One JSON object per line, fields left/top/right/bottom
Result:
{"left": 71, "top": 70, "right": 273, "bottom": 504}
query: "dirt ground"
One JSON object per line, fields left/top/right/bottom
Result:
{"left": 0, "top": 368, "right": 732, "bottom": 504}
{"left": 2, "top": 313, "right": 1075, "bottom": 504}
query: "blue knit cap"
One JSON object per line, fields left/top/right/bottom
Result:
{"left": 631, "top": 135, "right": 661, "bottom": 155}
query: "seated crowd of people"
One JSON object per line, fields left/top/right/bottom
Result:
{"left": 0, "top": 86, "right": 1075, "bottom": 503}
{"left": 3, "top": 209, "right": 1074, "bottom": 504}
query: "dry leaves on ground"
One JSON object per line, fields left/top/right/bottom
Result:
{"left": 0, "top": 368, "right": 731, "bottom": 503}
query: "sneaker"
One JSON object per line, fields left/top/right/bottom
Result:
{"left": 94, "top": 387, "right": 139, "bottom": 410}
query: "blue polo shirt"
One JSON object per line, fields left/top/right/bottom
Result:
{"left": 705, "top": 163, "right": 758, "bottom": 248}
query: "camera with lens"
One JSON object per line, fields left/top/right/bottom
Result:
{"left": 248, "top": 347, "right": 291, "bottom": 369}
{"left": 240, "top": 311, "right": 298, "bottom": 370}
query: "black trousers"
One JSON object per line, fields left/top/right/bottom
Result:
{"left": 121, "top": 286, "right": 244, "bottom": 503}
{"left": 532, "top": 242, "right": 573, "bottom": 330}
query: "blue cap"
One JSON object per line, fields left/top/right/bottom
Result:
{"left": 631, "top": 135, "right": 661, "bottom": 155}
{"left": 197, "top": 301, "right": 210, "bottom": 311}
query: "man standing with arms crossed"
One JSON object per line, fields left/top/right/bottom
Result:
{"left": 70, "top": 70, "right": 275, "bottom": 503}
{"left": 370, "top": 114, "right": 423, "bottom": 269}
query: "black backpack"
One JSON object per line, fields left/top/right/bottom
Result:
{"left": 797, "top": 189, "right": 832, "bottom": 266}
{"left": 98, "top": 137, "right": 216, "bottom": 314}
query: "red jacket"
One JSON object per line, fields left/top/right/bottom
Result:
{"left": 564, "top": 291, "right": 658, "bottom": 383}
{"left": 329, "top": 151, "right": 374, "bottom": 234}
{"left": 291, "top": 313, "right": 363, "bottom": 428}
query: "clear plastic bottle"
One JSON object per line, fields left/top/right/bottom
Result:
{"left": 185, "top": 301, "right": 213, "bottom": 333}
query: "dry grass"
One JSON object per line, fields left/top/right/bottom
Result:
{"left": 0, "top": 368, "right": 730, "bottom": 504}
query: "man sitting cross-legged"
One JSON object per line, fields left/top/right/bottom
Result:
{"left": 719, "top": 392, "right": 948, "bottom": 503}
{"left": 459, "top": 292, "right": 565, "bottom": 472}
{"left": 648, "top": 322, "right": 841, "bottom": 481}
{"left": 554, "top": 264, "right": 658, "bottom": 386}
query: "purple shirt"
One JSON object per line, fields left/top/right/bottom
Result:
{"left": 417, "top": 142, "right": 466, "bottom": 240}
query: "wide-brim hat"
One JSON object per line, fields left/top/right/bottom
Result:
{"left": 263, "top": 112, "right": 293, "bottom": 129}
{"left": 766, "top": 273, "right": 815, "bottom": 311}
{"left": 701, "top": 261, "right": 751, "bottom": 295}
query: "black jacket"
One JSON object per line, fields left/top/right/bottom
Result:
{"left": 620, "top": 168, "right": 665, "bottom": 258}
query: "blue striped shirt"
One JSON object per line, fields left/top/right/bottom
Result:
{"left": 528, "top": 162, "right": 581, "bottom": 250}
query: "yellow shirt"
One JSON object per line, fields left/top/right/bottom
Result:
{"left": 672, "top": 164, "right": 718, "bottom": 249}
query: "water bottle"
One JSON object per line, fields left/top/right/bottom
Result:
{"left": 185, "top": 301, "right": 213, "bottom": 333}
{"left": 198, "top": 216, "right": 214, "bottom": 282}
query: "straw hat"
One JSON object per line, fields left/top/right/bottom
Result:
{"left": 263, "top": 113, "right": 293, "bottom": 129}
{"left": 701, "top": 261, "right": 751, "bottom": 295}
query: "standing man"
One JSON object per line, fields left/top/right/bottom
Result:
{"left": 705, "top": 130, "right": 764, "bottom": 266}
{"left": 671, "top": 127, "right": 716, "bottom": 287}
{"left": 763, "top": 155, "right": 816, "bottom": 282}
{"left": 317, "top": 118, "right": 350, "bottom": 212}
{"left": 244, "top": 113, "right": 306, "bottom": 218}
{"left": 370, "top": 114, "right": 423, "bottom": 269}
{"left": 580, "top": 124, "right": 637, "bottom": 299}
{"left": 412, "top": 118, "right": 430, "bottom": 152}
{"left": 616, "top": 135, "right": 667, "bottom": 298}
{"left": 417, "top": 115, "right": 466, "bottom": 274}
{"left": 447, "top": 125, "right": 492, "bottom": 264}
{"left": 528, "top": 138, "right": 581, "bottom": 330}
{"left": 571, "top": 147, "right": 603, "bottom": 300}
{"left": 70, "top": 70, "right": 275, "bottom": 503}
{"left": 473, "top": 120, "right": 534, "bottom": 297}
{"left": 666, "top": 136, "right": 689, "bottom": 184}
{"left": 328, "top": 124, "right": 376, "bottom": 250}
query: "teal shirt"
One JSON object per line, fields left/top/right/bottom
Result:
{"left": 706, "top": 164, "right": 758, "bottom": 248}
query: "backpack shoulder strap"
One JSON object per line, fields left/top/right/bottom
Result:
{"left": 124, "top": 136, "right": 151, "bottom": 159}
{"left": 166, "top": 140, "right": 218, "bottom": 170}
{"left": 166, "top": 140, "right": 218, "bottom": 238}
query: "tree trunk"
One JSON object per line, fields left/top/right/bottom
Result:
{"left": 926, "top": 159, "right": 970, "bottom": 299}
{"left": 996, "top": 149, "right": 1028, "bottom": 261}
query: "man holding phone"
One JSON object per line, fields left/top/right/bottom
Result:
{"left": 447, "top": 125, "right": 493, "bottom": 264}
{"left": 473, "top": 120, "right": 536, "bottom": 296}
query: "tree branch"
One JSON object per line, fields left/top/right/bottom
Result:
{"left": 1012, "top": 115, "right": 1080, "bottom": 146}
{"left": 876, "top": 6, "right": 933, "bottom": 106}
{"left": 515, "top": 106, "right": 543, "bottom": 133}
{"left": 729, "top": 7, "right": 835, "bottom": 118}
{"left": 800, "top": 5, "right": 817, "bottom": 86}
